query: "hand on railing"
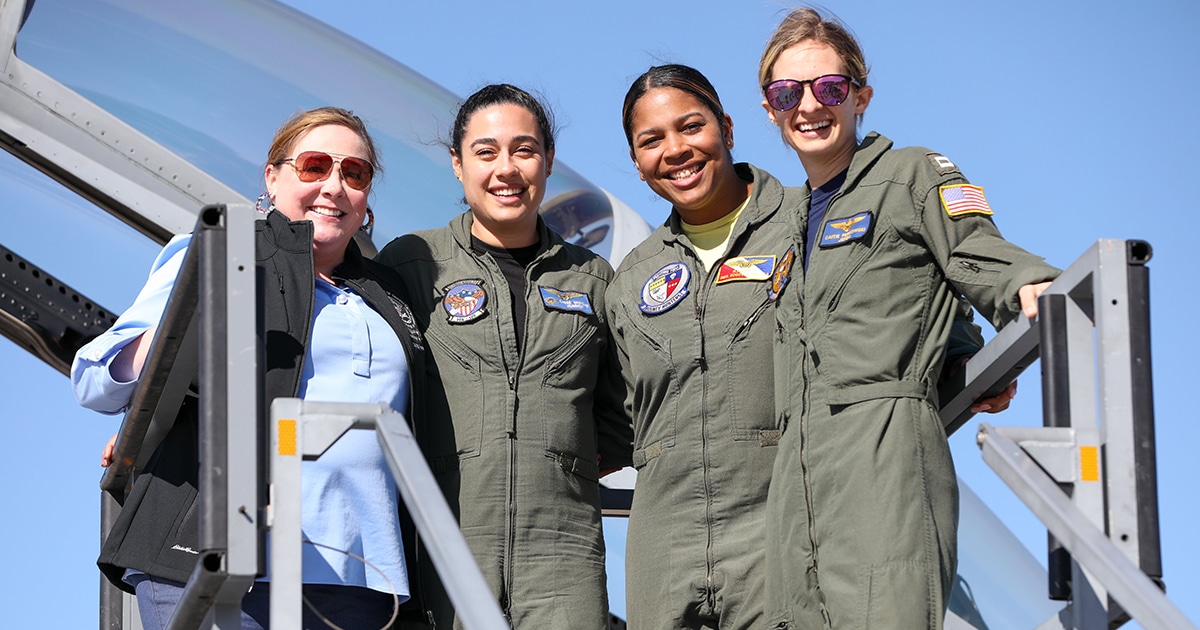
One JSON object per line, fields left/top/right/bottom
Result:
{"left": 1019, "top": 281, "right": 1053, "bottom": 319}
{"left": 971, "top": 380, "right": 1016, "bottom": 414}
{"left": 100, "top": 433, "right": 118, "bottom": 468}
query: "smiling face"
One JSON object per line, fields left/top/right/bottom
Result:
{"left": 452, "top": 103, "right": 553, "bottom": 248}
{"left": 628, "top": 87, "right": 746, "bottom": 225}
{"left": 264, "top": 123, "right": 370, "bottom": 276}
{"left": 764, "top": 41, "right": 872, "bottom": 186}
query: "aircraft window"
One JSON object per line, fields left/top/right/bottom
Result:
{"left": 16, "top": 0, "right": 616, "bottom": 259}
{"left": 0, "top": 150, "right": 157, "bottom": 311}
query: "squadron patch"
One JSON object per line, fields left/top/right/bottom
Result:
{"left": 539, "top": 286, "right": 594, "bottom": 315}
{"left": 639, "top": 262, "right": 691, "bottom": 315}
{"left": 716, "top": 256, "right": 776, "bottom": 284}
{"left": 442, "top": 279, "right": 487, "bottom": 324}
{"left": 768, "top": 245, "right": 796, "bottom": 302}
{"left": 819, "top": 212, "right": 873, "bottom": 248}
{"left": 939, "top": 184, "right": 994, "bottom": 218}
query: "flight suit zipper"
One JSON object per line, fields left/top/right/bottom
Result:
{"left": 798, "top": 188, "right": 845, "bottom": 592}
{"left": 500, "top": 250, "right": 540, "bottom": 622}
{"left": 732, "top": 298, "right": 772, "bottom": 344}
{"left": 683, "top": 246, "right": 718, "bottom": 615}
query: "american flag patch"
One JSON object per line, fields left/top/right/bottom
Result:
{"left": 939, "top": 184, "right": 993, "bottom": 218}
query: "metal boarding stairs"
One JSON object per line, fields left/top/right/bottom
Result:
{"left": 97, "top": 205, "right": 507, "bottom": 629}
{"left": 939, "top": 239, "right": 1190, "bottom": 629}
{"left": 88, "top": 204, "right": 1188, "bottom": 629}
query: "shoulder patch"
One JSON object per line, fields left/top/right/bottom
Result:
{"left": 716, "top": 256, "right": 776, "bottom": 284}
{"left": 442, "top": 279, "right": 487, "bottom": 324}
{"left": 939, "top": 184, "right": 994, "bottom": 218}
{"left": 819, "top": 212, "right": 873, "bottom": 248}
{"left": 926, "top": 152, "right": 960, "bottom": 174}
{"left": 639, "top": 262, "right": 691, "bottom": 315}
{"left": 538, "top": 286, "right": 594, "bottom": 315}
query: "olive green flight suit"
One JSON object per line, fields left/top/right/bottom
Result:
{"left": 765, "top": 133, "right": 1060, "bottom": 629}
{"left": 376, "top": 212, "right": 632, "bottom": 630}
{"left": 607, "top": 164, "right": 804, "bottom": 630}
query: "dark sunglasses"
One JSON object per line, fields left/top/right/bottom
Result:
{"left": 279, "top": 151, "right": 375, "bottom": 191}
{"left": 763, "top": 74, "right": 861, "bottom": 111}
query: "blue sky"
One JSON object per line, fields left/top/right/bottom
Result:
{"left": 2, "top": 0, "right": 1197, "bottom": 627}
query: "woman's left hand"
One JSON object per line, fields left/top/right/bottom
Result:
{"left": 100, "top": 432, "right": 118, "bottom": 467}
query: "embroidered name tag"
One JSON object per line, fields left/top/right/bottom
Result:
{"left": 819, "top": 212, "right": 873, "bottom": 248}
{"left": 939, "top": 184, "right": 993, "bottom": 218}
{"left": 768, "top": 246, "right": 796, "bottom": 302}
{"left": 442, "top": 279, "right": 487, "bottom": 324}
{"left": 539, "top": 286, "right": 594, "bottom": 315}
{"left": 639, "top": 262, "right": 691, "bottom": 315}
{"left": 716, "top": 256, "right": 776, "bottom": 284}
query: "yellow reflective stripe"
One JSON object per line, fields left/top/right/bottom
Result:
{"left": 278, "top": 419, "right": 297, "bottom": 456}
{"left": 1079, "top": 445, "right": 1100, "bottom": 482}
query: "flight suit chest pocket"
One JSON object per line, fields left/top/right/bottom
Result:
{"left": 423, "top": 327, "right": 485, "bottom": 463}
{"left": 812, "top": 225, "right": 929, "bottom": 389}
{"left": 622, "top": 313, "right": 679, "bottom": 468}
{"left": 539, "top": 317, "right": 603, "bottom": 457}
{"left": 726, "top": 296, "right": 780, "bottom": 443}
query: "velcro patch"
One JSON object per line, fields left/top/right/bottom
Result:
{"left": 443, "top": 279, "right": 487, "bottom": 324}
{"left": 819, "top": 212, "right": 873, "bottom": 248}
{"left": 539, "top": 286, "right": 593, "bottom": 315}
{"left": 768, "top": 246, "right": 796, "bottom": 302}
{"left": 716, "top": 256, "right": 776, "bottom": 284}
{"left": 939, "top": 184, "right": 993, "bottom": 218}
{"left": 639, "top": 262, "right": 691, "bottom": 315}
{"left": 926, "top": 152, "right": 960, "bottom": 174}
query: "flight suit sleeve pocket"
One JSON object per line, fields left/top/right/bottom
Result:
{"left": 944, "top": 253, "right": 1008, "bottom": 288}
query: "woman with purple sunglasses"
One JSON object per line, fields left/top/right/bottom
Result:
{"left": 757, "top": 8, "right": 1060, "bottom": 629}
{"left": 608, "top": 63, "right": 1013, "bottom": 630}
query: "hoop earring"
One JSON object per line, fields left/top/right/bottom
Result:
{"left": 255, "top": 192, "right": 275, "bottom": 214}
{"left": 360, "top": 207, "right": 374, "bottom": 233}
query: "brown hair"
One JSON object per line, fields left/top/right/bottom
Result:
{"left": 758, "top": 7, "right": 869, "bottom": 90}
{"left": 265, "top": 106, "right": 382, "bottom": 181}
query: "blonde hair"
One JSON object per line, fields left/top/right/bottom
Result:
{"left": 758, "top": 8, "right": 869, "bottom": 90}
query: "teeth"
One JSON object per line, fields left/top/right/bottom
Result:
{"left": 667, "top": 166, "right": 700, "bottom": 180}
{"left": 310, "top": 207, "right": 344, "bottom": 218}
{"left": 799, "top": 120, "right": 832, "bottom": 132}
{"left": 492, "top": 188, "right": 523, "bottom": 196}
